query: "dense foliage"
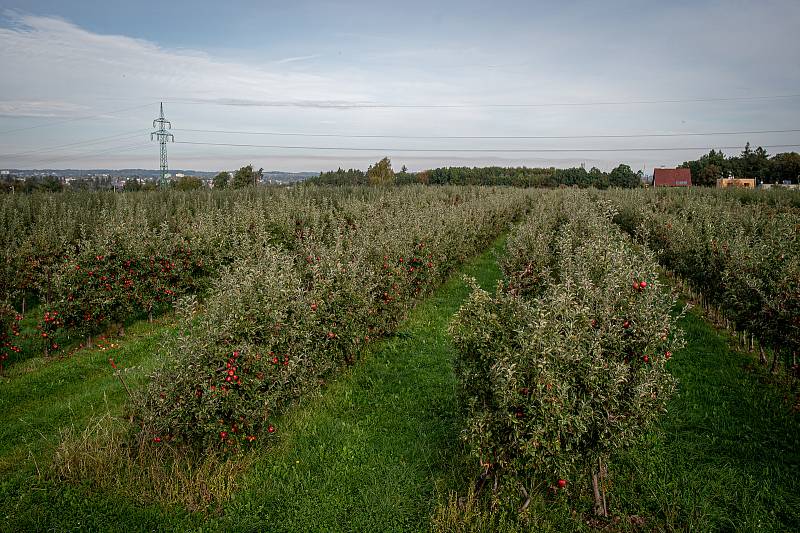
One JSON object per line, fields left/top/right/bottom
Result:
{"left": 0, "top": 302, "right": 21, "bottom": 369}
{"left": 310, "top": 162, "right": 643, "bottom": 188}
{"left": 609, "top": 188, "right": 800, "bottom": 374}
{"left": 310, "top": 168, "right": 368, "bottom": 186}
{"left": 450, "top": 190, "right": 683, "bottom": 514}
{"left": 680, "top": 145, "right": 800, "bottom": 186}
{"left": 133, "top": 186, "right": 533, "bottom": 451}
{"left": 0, "top": 187, "right": 441, "bottom": 364}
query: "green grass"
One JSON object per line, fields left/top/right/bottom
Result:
{"left": 1, "top": 234, "right": 799, "bottom": 531}
{"left": 0, "top": 315, "right": 175, "bottom": 466}
{"left": 609, "top": 307, "right": 800, "bottom": 531}
{"left": 0, "top": 315, "right": 183, "bottom": 528}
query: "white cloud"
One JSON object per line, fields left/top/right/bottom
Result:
{"left": 0, "top": 12, "right": 371, "bottom": 114}
{"left": 274, "top": 54, "right": 322, "bottom": 65}
{"left": 0, "top": 6, "right": 798, "bottom": 172}
{"left": 0, "top": 99, "right": 89, "bottom": 118}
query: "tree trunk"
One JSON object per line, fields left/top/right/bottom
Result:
{"left": 592, "top": 459, "right": 608, "bottom": 518}
{"left": 770, "top": 348, "right": 780, "bottom": 374}
{"left": 474, "top": 464, "right": 491, "bottom": 497}
{"left": 759, "top": 345, "right": 767, "bottom": 365}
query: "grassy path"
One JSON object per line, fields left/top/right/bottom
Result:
{"left": 0, "top": 316, "right": 183, "bottom": 530}
{"left": 610, "top": 307, "right": 800, "bottom": 531}
{"left": 212, "top": 236, "right": 507, "bottom": 531}
{"left": 0, "top": 316, "right": 176, "bottom": 472}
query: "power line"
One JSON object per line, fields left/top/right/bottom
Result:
{"left": 165, "top": 93, "right": 800, "bottom": 109}
{"left": 0, "top": 102, "right": 158, "bottom": 135}
{"left": 8, "top": 127, "right": 794, "bottom": 161}
{"left": 0, "top": 130, "right": 148, "bottom": 159}
{"left": 29, "top": 142, "right": 151, "bottom": 166}
{"left": 174, "top": 141, "right": 800, "bottom": 153}
{"left": 172, "top": 127, "right": 800, "bottom": 140}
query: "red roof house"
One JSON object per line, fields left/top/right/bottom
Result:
{"left": 653, "top": 168, "right": 692, "bottom": 187}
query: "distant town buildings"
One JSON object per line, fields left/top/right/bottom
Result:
{"left": 653, "top": 168, "right": 692, "bottom": 187}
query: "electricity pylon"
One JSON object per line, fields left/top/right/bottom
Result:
{"left": 151, "top": 102, "right": 174, "bottom": 188}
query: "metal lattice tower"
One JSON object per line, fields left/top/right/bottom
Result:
{"left": 150, "top": 102, "right": 174, "bottom": 188}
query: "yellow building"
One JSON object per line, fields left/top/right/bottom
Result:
{"left": 717, "top": 177, "right": 756, "bottom": 188}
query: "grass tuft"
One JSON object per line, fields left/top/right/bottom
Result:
{"left": 53, "top": 411, "right": 252, "bottom": 513}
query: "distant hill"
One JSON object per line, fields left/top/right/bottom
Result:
{"left": 1, "top": 169, "right": 319, "bottom": 182}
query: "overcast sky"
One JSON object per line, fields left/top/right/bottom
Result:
{"left": 1, "top": 0, "right": 799, "bottom": 173}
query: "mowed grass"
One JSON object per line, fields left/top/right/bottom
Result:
{"left": 0, "top": 315, "right": 175, "bottom": 468}
{"left": 609, "top": 307, "right": 800, "bottom": 531}
{"left": 0, "top": 315, "right": 190, "bottom": 530}
{"left": 1, "top": 233, "right": 799, "bottom": 532}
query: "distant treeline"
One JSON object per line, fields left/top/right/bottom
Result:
{"left": 0, "top": 175, "right": 207, "bottom": 194}
{"left": 0, "top": 175, "right": 66, "bottom": 194}
{"left": 309, "top": 159, "right": 643, "bottom": 188}
{"left": 680, "top": 144, "right": 800, "bottom": 186}
{"left": 312, "top": 145, "right": 800, "bottom": 189}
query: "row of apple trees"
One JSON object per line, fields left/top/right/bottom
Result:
{"left": 0, "top": 187, "right": 326, "bottom": 364}
{"left": 134, "top": 186, "right": 534, "bottom": 451}
{"left": 450, "top": 190, "right": 684, "bottom": 516}
{"left": 609, "top": 188, "right": 799, "bottom": 375}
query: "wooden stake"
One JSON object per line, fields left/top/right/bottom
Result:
{"left": 600, "top": 458, "right": 608, "bottom": 517}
